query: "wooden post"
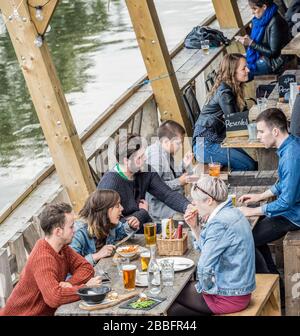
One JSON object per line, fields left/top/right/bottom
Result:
{"left": 212, "top": 0, "right": 243, "bottom": 28}
{"left": 125, "top": 0, "right": 192, "bottom": 136}
{"left": 0, "top": 1, "right": 95, "bottom": 212}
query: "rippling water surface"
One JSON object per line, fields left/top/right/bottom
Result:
{"left": 0, "top": 0, "right": 213, "bottom": 211}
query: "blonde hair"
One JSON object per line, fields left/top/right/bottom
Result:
{"left": 207, "top": 53, "right": 246, "bottom": 111}
{"left": 192, "top": 175, "right": 228, "bottom": 203}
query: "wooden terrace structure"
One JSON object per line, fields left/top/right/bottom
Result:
{"left": 0, "top": 0, "right": 300, "bottom": 315}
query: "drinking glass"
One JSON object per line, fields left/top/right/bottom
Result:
{"left": 143, "top": 223, "right": 157, "bottom": 246}
{"left": 116, "top": 257, "right": 130, "bottom": 275}
{"left": 122, "top": 264, "right": 137, "bottom": 291}
{"left": 201, "top": 40, "right": 210, "bottom": 55}
{"left": 140, "top": 251, "right": 150, "bottom": 271}
{"left": 247, "top": 122, "right": 257, "bottom": 141}
{"left": 208, "top": 162, "right": 221, "bottom": 177}
{"left": 160, "top": 259, "right": 175, "bottom": 287}
{"left": 257, "top": 97, "right": 268, "bottom": 113}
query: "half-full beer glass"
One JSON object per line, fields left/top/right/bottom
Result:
{"left": 143, "top": 223, "right": 156, "bottom": 246}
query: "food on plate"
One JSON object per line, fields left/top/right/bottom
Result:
{"left": 119, "top": 245, "right": 138, "bottom": 253}
{"left": 107, "top": 291, "right": 119, "bottom": 300}
{"left": 130, "top": 296, "right": 156, "bottom": 309}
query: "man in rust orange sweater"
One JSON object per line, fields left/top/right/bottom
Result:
{"left": 0, "top": 203, "right": 100, "bottom": 316}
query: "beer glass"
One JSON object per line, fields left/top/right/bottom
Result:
{"left": 143, "top": 223, "right": 157, "bottom": 246}
{"left": 140, "top": 251, "right": 150, "bottom": 271}
{"left": 122, "top": 264, "right": 136, "bottom": 291}
{"left": 208, "top": 162, "right": 221, "bottom": 177}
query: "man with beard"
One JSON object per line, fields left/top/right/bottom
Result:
{"left": 98, "top": 133, "right": 191, "bottom": 233}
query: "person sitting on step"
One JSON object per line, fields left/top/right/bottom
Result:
{"left": 70, "top": 189, "right": 138, "bottom": 265}
{"left": 0, "top": 203, "right": 99, "bottom": 316}
{"left": 168, "top": 176, "right": 255, "bottom": 316}
{"left": 193, "top": 53, "right": 257, "bottom": 171}
{"left": 145, "top": 120, "right": 194, "bottom": 222}
{"left": 98, "top": 133, "right": 191, "bottom": 233}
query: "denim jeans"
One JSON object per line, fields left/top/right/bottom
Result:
{"left": 193, "top": 139, "right": 257, "bottom": 171}
{"left": 253, "top": 216, "right": 300, "bottom": 274}
{"left": 248, "top": 57, "right": 273, "bottom": 81}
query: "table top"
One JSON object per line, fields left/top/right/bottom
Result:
{"left": 282, "top": 32, "right": 300, "bottom": 57}
{"left": 221, "top": 136, "right": 265, "bottom": 148}
{"left": 55, "top": 233, "right": 200, "bottom": 316}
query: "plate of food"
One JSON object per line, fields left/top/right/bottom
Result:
{"left": 157, "top": 257, "right": 194, "bottom": 272}
{"left": 116, "top": 245, "right": 139, "bottom": 258}
{"left": 119, "top": 293, "right": 166, "bottom": 311}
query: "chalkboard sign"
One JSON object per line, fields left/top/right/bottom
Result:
{"left": 225, "top": 111, "right": 249, "bottom": 137}
{"left": 278, "top": 74, "right": 296, "bottom": 98}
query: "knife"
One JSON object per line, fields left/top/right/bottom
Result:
{"left": 115, "top": 231, "right": 135, "bottom": 247}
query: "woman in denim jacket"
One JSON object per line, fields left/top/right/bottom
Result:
{"left": 70, "top": 189, "right": 139, "bottom": 265}
{"left": 168, "top": 176, "right": 255, "bottom": 316}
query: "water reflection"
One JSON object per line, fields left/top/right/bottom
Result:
{"left": 0, "top": 0, "right": 213, "bottom": 211}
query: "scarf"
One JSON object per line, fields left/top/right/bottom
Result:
{"left": 246, "top": 3, "right": 278, "bottom": 72}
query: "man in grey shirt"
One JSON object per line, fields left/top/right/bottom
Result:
{"left": 145, "top": 120, "right": 194, "bottom": 221}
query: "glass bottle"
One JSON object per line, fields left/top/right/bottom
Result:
{"left": 147, "top": 245, "right": 161, "bottom": 296}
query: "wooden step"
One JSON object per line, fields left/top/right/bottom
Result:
{"left": 220, "top": 274, "right": 281, "bottom": 316}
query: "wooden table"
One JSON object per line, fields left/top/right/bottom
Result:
{"left": 55, "top": 233, "right": 200, "bottom": 316}
{"left": 282, "top": 32, "right": 300, "bottom": 58}
{"left": 221, "top": 137, "right": 278, "bottom": 170}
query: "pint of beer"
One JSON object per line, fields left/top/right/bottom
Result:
{"left": 122, "top": 264, "right": 137, "bottom": 291}
{"left": 208, "top": 162, "right": 221, "bottom": 177}
{"left": 140, "top": 251, "right": 150, "bottom": 271}
{"left": 143, "top": 223, "right": 156, "bottom": 246}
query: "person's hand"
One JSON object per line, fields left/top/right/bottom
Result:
{"left": 93, "top": 245, "right": 115, "bottom": 262}
{"left": 59, "top": 281, "right": 72, "bottom": 288}
{"left": 234, "top": 35, "right": 244, "bottom": 43}
{"left": 184, "top": 204, "right": 199, "bottom": 229}
{"left": 238, "top": 193, "right": 262, "bottom": 205}
{"left": 128, "top": 219, "right": 140, "bottom": 230}
{"left": 242, "top": 35, "right": 253, "bottom": 47}
{"left": 139, "top": 199, "right": 148, "bottom": 211}
{"left": 127, "top": 216, "right": 140, "bottom": 229}
{"left": 85, "top": 276, "right": 102, "bottom": 288}
{"left": 183, "top": 151, "right": 194, "bottom": 168}
{"left": 238, "top": 206, "right": 254, "bottom": 217}
{"left": 178, "top": 172, "right": 189, "bottom": 185}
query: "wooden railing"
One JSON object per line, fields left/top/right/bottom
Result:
{"left": 0, "top": 0, "right": 252, "bottom": 306}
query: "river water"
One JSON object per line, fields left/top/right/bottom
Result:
{"left": 0, "top": 0, "right": 213, "bottom": 212}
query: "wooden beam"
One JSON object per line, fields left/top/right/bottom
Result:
{"left": 125, "top": 0, "right": 192, "bottom": 136}
{"left": 27, "top": 0, "right": 59, "bottom": 36}
{"left": 0, "top": 0, "right": 95, "bottom": 212}
{"left": 212, "top": 0, "right": 243, "bottom": 28}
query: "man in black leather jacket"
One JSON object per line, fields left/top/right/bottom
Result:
{"left": 236, "top": 0, "right": 290, "bottom": 78}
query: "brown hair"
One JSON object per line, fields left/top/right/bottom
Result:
{"left": 157, "top": 120, "right": 186, "bottom": 140}
{"left": 39, "top": 203, "right": 72, "bottom": 236}
{"left": 115, "top": 133, "right": 143, "bottom": 162}
{"left": 256, "top": 108, "right": 288, "bottom": 132}
{"left": 79, "top": 189, "right": 121, "bottom": 239}
{"left": 207, "top": 53, "right": 246, "bottom": 111}
{"left": 249, "top": 0, "right": 273, "bottom": 7}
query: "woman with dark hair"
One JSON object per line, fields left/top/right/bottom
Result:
{"left": 193, "top": 53, "right": 257, "bottom": 171}
{"left": 70, "top": 189, "right": 138, "bottom": 265}
{"left": 235, "top": 0, "right": 290, "bottom": 79}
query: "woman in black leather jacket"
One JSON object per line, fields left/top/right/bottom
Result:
{"left": 193, "top": 54, "right": 257, "bottom": 171}
{"left": 236, "top": 0, "right": 290, "bottom": 79}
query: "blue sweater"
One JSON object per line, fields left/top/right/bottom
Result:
{"left": 262, "top": 135, "right": 300, "bottom": 226}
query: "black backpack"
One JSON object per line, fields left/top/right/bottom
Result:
{"left": 184, "top": 26, "right": 230, "bottom": 49}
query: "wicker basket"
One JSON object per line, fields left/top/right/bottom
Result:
{"left": 156, "top": 229, "right": 188, "bottom": 256}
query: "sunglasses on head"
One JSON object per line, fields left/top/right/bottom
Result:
{"left": 192, "top": 184, "right": 215, "bottom": 201}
